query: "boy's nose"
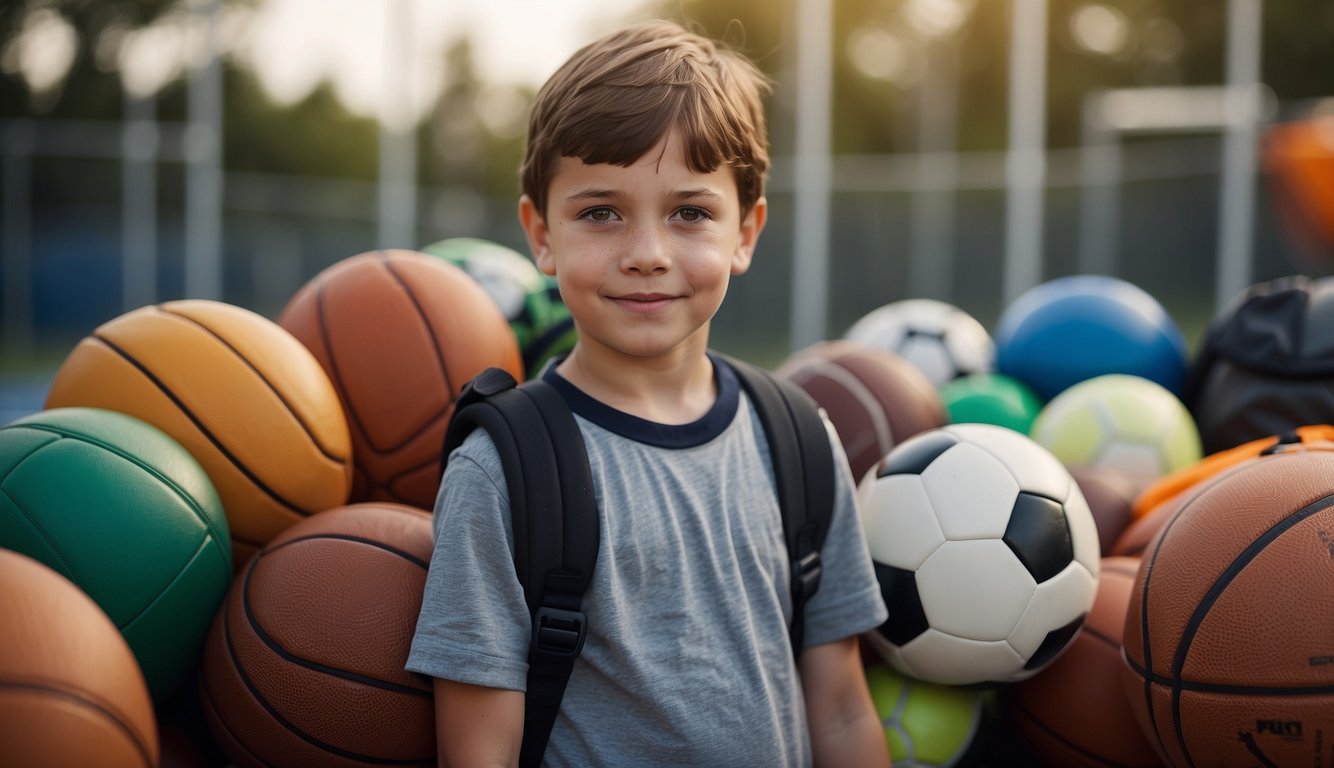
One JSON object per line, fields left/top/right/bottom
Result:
{"left": 621, "top": 225, "right": 671, "bottom": 274}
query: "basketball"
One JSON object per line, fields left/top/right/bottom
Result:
{"left": 1003, "top": 556, "right": 1159, "bottom": 768}
{"left": 1122, "top": 448, "right": 1334, "bottom": 767}
{"left": 1065, "top": 463, "right": 1145, "bottom": 557}
{"left": 994, "top": 275, "right": 1188, "bottom": 401}
{"left": 279, "top": 249, "right": 523, "bottom": 510}
{"left": 0, "top": 549, "right": 158, "bottom": 768}
{"left": 776, "top": 340, "right": 947, "bottom": 481}
{"left": 865, "top": 661, "right": 986, "bottom": 767}
{"left": 43, "top": 300, "right": 352, "bottom": 566}
{"left": 0, "top": 407, "right": 232, "bottom": 701}
{"left": 420, "top": 236, "right": 555, "bottom": 351}
{"left": 199, "top": 502, "right": 436, "bottom": 767}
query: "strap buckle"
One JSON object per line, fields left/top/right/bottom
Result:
{"left": 792, "top": 551, "right": 822, "bottom": 602}
{"left": 533, "top": 606, "right": 587, "bottom": 659}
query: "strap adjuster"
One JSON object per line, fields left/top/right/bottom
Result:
{"left": 792, "top": 552, "right": 822, "bottom": 601}
{"left": 533, "top": 606, "right": 587, "bottom": 659}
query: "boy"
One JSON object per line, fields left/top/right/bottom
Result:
{"left": 408, "top": 19, "right": 891, "bottom": 767}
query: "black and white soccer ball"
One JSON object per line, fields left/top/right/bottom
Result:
{"left": 858, "top": 423, "right": 1100, "bottom": 686}
{"left": 844, "top": 299, "right": 994, "bottom": 388}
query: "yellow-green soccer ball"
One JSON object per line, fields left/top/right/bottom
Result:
{"left": 1029, "top": 373, "right": 1202, "bottom": 484}
{"left": 866, "top": 662, "right": 985, "bottom": 767}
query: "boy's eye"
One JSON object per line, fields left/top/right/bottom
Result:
{"left": 581, "top": 207, "right": 616, "bottom": 223}
{"left": 677, "top": 206, "right": 711, "bottom": 222}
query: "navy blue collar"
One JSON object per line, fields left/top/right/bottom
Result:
{"left": 542, "top": 352, "right": 740, "bottom": 449}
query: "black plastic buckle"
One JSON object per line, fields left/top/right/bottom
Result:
{"left": 792, "top": 551, "right": 822, "bottom": 601}
{"left": 533, "top": 606, "right": 587, "bottom": 659}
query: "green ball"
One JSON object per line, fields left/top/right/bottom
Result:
{"left": 0, "top": 407, "right": 232, "bottom": 701}
{"left": 522, "top": 274, "right": 578, "bottom": 379}
{"left": 938, "top": 373, "right": 1044, "bottom": 435}
{"left": 420, "top": 237, "right": 554, "bottom": 350}
{"left": 867, "top": 662, "right": 985, "bottom": 767}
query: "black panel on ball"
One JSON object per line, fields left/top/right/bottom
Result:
{"left": 873, "top": 562, "right": 929, "bottom": 646}
{"left": 876, "top": 430, "right": 958, "bottom": 478}
{"left": 1002, "top": 492, "right": 1073, "bottom": 584}
{"left": 1022, "top": 614, "right": 1085, "bottom": 671}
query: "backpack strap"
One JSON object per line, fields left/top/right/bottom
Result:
{"left": 441, "top": 368, "right": 598, "bottom": 768}
{"left": 724, "top": 355, "right": 836, "bottom": 658}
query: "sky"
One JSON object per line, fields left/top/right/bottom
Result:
{"left": 238, "top": 0, "right": 644, "bottom": 126}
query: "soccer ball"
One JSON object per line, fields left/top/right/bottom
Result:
{"left": 865, "top": 662, "right": 986, "bottom": 767}
{"left": 859, "top": 423, "right": 1100, "bottom": 686}
{"left": 844, "top": 299, "right": 994, "bottom": 388}
{"left": 420, "top": 237, "right": 554, "bottom": 350}
{"left": 1029, "top": 373, "right": 1202, "bottom": 485}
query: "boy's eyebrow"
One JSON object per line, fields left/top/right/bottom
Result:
{"left": 675, "top": 188, "right": 725, "bottom": 201}
{"left": 563, "top": 188, "right": 727, "bottom": 203}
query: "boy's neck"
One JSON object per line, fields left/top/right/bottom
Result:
{"left": 554, "top": 340, "right": 718, "bottom": 425}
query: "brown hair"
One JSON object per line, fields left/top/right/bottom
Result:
{"left": 520, "top": 19, "right": 771, "bottom": 218}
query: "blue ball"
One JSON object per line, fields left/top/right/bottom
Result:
{"left": 994, "top": 275, "right": 1187, "bottom": 401}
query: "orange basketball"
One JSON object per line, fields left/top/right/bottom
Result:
{"left": 776, "top": 339, "right": 946, "bottom": 481}
{"left": 1003, "top": 556, "right": 1159, "bottom": 768}
{"left": 199, "top": 503, "right": 436, "bottom": 767}
{"left": 0, "top": 549, "right": 158, "bottom": 768}
{"left": 279, "top": 249, "right": 523, "bottom": 510}
{"left": 1122, "top": 449, "right": 1334, "bottom": 767}
{"left": 44, "top": 300, "right": 353, "bottom": 566}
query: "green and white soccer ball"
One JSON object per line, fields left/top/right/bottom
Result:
{"left": 866, "top": 662, "right": 986, "bottom": 767}
{"left": 420, "top": 237, "right": 554, "bottom": 351}
{"left": 1029, "top": 373, "right": 1202, "bottom": 484}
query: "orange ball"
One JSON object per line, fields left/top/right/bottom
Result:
{"left": 279, "top": 249, "right": 523, "bottom": 509}
{"left": 44, "top": 300, "right": 353, "bottom": 566}
{"left": 0, "top": 550, "right": 158, "bottom": 768}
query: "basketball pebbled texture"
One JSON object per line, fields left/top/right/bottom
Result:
{"left": 1122, "top": 449, "right": 1334, "bottom": 768}
{"left": 44, "top": 300, "right": 352, "bottom": 566}
{"left": 279, "top": 249, "right": 523, "bottom": 510}
{"left": 199, "top": 503, "right": 436, "bottom": 767}
{"left": 0, "top": 549, "right": 159, "bottom": 768}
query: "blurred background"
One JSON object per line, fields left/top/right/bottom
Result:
{"left": 3, "top": 0, "right": 1334, "bottom": 394}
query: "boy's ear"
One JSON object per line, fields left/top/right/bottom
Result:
{"left": 732, "top": 196, "right": 767, "bottom": 276}
{"left": 518, "top": 194, "right": 555, "bottom": 275}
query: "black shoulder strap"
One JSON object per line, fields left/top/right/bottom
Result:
{"left": 441, "top": 368, "right": 598, "bottom": 768}
{"left": 724, "top": 354, "right": 836, "bottom": 658}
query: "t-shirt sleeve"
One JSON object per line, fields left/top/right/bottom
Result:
{"left": 798, "top": 417, "right": 889, "bottom": 648}
{"left": 405, "top": 430, "right": 532, "bottom": 691}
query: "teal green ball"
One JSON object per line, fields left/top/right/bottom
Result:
{"left": 0, "top": 407, "right": 232, "bottom": 701}
{"left": 939, "top": 373, "right": 1044, "bottom": 434}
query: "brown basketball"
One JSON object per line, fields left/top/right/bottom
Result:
{"left": 776, "top": 340, "right": 946, "bottom": 481}
{"left": 1003, "top": 556, "right": 1160, "bottom": 768}
{"left": 1122, "top": 449, "right": 1334, "bottom": 767}
{"left": 279, "top": 249, "right": 523, "bottom": 510}
{"left": 0, "top": 549, "right": 158, "bottom": 768}
{"left": 199, "top": 503, "right": 436, "bottom": 767}
{"left": 1067, "top": 463, "right": 1146, "bottom": 557}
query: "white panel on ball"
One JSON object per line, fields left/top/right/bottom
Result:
{"left": 858, "top": 475, "right": 945, "bottom": 571}
{"left": 915, "top": 540, "right": 1036, "bottom": 639}
{"left": 919, "top": 443, "right": 1019, "bottom": 540}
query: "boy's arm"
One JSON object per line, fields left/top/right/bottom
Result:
{"left": 433, "top": 677, "right": 525, "bottom": 768}
{"left": 800, "top": 636, "right": 892, "bottom": 768}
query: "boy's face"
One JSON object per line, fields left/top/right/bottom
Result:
{"left": 519, "top": 131, "right": 766, "bottom": 363}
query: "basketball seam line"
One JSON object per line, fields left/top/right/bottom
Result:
{"left": 7, "top": 423, "right": 232, "bottom": 575}
{"left": 91, "top": 334, "right": 316, "bottom": 517}
{"left": 199, "top": 662, "right": 282, "bottom": 768}
{"left": 381, "top": 251, "right": 458, "bottom": 408}
{"left": 155, "top": 305, "right": 349, "bottom": 467}
{"left": 224, "top": 556, "right": 434, "bottom": 765}
{"left": 1122, "top": 657, "right": 1334, "bottom": 695}
{"left": 313, "top": 263, "right": 453, "bottom": 461}
{"left": 262, "top": 531, "right": 431, "bottom": 571}
{"left": 118, "top": 536, "right": 220, "bottom": 637}
{"left": 238, "top": 549, "right": 426, "bottom": 698}
{"left": 0, "top": 680, "right": 154, "bottom": 768}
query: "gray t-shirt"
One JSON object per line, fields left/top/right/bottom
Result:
{"left": 407, "top": 355, "right": 887, "bottom": 767}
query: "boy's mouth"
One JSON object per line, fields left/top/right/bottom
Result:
{"left": 611, "top": 293, "right": 677, "bottom": 313}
